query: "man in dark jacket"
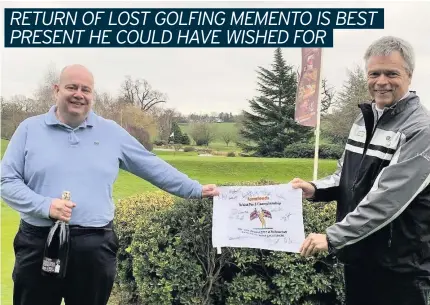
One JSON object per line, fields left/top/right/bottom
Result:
{"left": 292, "top": 36, "right": 430, "bottom": 305}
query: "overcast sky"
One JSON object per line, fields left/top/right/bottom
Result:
{"left": 1, "top": 0, "right": 429, "bottom": 115}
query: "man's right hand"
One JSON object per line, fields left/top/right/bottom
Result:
{"left": 290, "top": 178, "right": 316, "bottom": 199}
{"left": 49, "top": 199, "right": 76, "bottom": 222}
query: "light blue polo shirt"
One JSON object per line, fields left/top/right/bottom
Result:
{"left": 1, "top": 106, "right": 203, "bottom": 227}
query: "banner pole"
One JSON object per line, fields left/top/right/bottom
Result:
{"left": 313, "top": 49, "right": 324, "bottom": 181}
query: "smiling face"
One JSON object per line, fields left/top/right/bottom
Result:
{"left": 366, "top": 51, "right": 411, "bottom": 108}
{"left": 54, "top": 65, "right": 94, "bottom": 127}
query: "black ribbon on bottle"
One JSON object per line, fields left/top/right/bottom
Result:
{"left": 41, "top": 191, "right": 71, "bottom": 278}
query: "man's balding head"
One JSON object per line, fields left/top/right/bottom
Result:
{"left": 54, "top": 64, "right": 94, "bottom": 128}
{"left": 59, "top": 64, "right": 94, "bottom": 87}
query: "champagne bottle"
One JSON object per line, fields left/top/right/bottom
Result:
{"left": 41, "top": 191, "right": 71, "bottom": 278}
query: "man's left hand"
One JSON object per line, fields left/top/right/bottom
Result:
{"left": 202, "top": 184, "right": 219, "bottom": 197}
{"left": 300, "top": 233, "right": 328, "bottom": 257}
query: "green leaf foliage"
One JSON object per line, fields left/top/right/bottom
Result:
{"left": 114, "top": 181, "right": 345, "bottom": 305}
{"left": 284, "top": 143, "right": 344, "bottom": 159}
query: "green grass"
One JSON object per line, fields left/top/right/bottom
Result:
{"left": 1, "top": 202, "right": 19, "bottom": 305}
{"left": 178, "top": 122, "right": 241, "bottom": 149}
{"left": 152, "top": 150, "right": 199, "bottom": 157}
{"left": 177, "top": 122, "right": 332, "bottom": 152}
{"left": 206, "top": 142, "right": 239, "bottom": 152}
{"left": 0, "top": 138, "right": 337, "bottom": 304}
{"left": 178, "top": 122, "right": 237, "bottom": 137}
{"left": 1, "top": 139, "right": 8, "bottom": 156}
{"left": 2, "top": 139, "right": 19, "bottom": 305}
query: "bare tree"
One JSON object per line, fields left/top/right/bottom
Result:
{"left": 321, "top": 65, "right": 371, "bottom": 144}
{"left": 190, "top": 122, "right": 217, "bottom": 146}
{"left": 320, "top": 78, "right": 335, "bottom": 115}
{"left": 1, "top": 95, "right": 38, "bottom": 139}
{"left": 120, "top": 76, "right": 167, "bottom": 111}
{"left": 121, "top": 105, "right": 156, "bottom": 133}
{"left": 173, "top": 143, "right": 182, "bottom": 155}
{"left": 220, "top": 130, "right": 237, "bottom": 147}
{"left": 93, "top": 90, "right": 117, "bottom": 120}
{"left": 149, "top": 106, "right": 180, "bottom": 142}
{"left": 33, "top": 63, "right": 59, "bottom": 113}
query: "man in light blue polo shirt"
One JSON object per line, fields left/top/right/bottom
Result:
{"left": 1, "top": 64, "right": 219, "bottom": 305}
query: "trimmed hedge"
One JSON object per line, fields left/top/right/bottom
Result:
{"left": 113, "top": 181, "right": 345, "bottom": 305}
{"left": 183, "top": 146, "right": 196, "bottom": 152}
{"left": 114, "top": 192, "right": 175, "bottom": 305}
{"left": 284, "top": 143, "right": 344, "bottom": 160}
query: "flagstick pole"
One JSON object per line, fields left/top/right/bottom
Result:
{"left": 313, "top": 49, "right": 323, "bottom": 181}
{"left": 313, "top": 103, "right": 321, "bottom": 181}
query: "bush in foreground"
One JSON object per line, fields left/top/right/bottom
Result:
{"left": 114, "top": 181, "right": 345, "bottom": 305}
{"left": 114, "top": 192, "right": 175, "bottom": 305}
{"left": 284, "top": 143, "right": 344, "bottom": 160}
{"left": 183, "top": 146, "right": 196, "bottom": 152}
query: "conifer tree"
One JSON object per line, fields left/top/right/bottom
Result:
{"left": 239, "top": 48, "right": 313, "bottom": 157}
{"left": 170, "top": 121, "right": 183, "bottom": 144}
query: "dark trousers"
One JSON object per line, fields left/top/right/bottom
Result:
{"left": 345, "top": 264, "right": 430, "bottom": 305}
{"left": 12, "top": 220, "right": 119, "bottom": 305}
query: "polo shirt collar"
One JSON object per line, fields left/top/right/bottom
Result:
{"left": 45, "top": 105, "right": 96, "bottom": 128}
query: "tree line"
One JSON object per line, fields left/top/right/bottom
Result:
{"left": 1, "top": 52, "right": 371, "bottom": 155}
{"left": 1, "top": 64, "right": 239, "bottom": 150}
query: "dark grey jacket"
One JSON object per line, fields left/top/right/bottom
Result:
{"left": 312, "top": 92, "right": 430, "bottom": 275}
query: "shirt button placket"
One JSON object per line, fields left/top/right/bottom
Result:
{"left": 69, "top": 130, "right": 80, "bottom": 146}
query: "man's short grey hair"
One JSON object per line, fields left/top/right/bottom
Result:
{"left": 364, "top": 36, "right": 415, "bottom": 76}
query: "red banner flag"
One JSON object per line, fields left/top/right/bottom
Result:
{"left": 295, "top": 48, "right": 322, "bottom": 127}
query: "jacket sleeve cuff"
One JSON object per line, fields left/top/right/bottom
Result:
{"left": 307, "top": 182, "right": 318, "bottom": 201}
{"left": 308, "top": 181, "right": 339, "bottom": 202}
{"left": 326, "top": 233, "right": 339, "bottom": 255}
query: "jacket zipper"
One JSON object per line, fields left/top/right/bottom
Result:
{"left": 388, "top": 222, "right": 393, "bottom": 248}
{"left": 351, "top": 107, "right": 389, "bottom": 191}
{"left": 352, "top": 107, "right": 394, "bottom": 249}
